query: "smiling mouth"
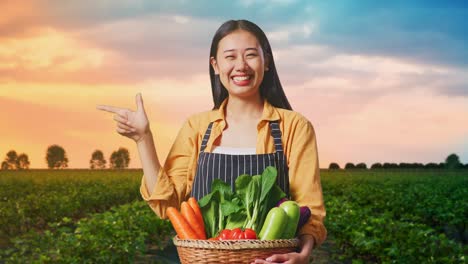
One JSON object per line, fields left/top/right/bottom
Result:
{"left": 232, "top": 75, "right": 252, "bottom": 81}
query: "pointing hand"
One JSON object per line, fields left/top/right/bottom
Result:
{"left": 97, "top": 93, "right": 150, "bottom": 143}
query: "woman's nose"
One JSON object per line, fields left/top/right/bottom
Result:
{"left": 234, "top": 57, "right": 249, "bottom": 71}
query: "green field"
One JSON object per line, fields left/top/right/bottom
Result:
{"left": 0, "top": 169, "right": 142, "bottom": 245}
{"left": 0, "top": 169, "right": 466, "bottom": 263}
{"left": 321, "top": 169, "right": 467, "bottom": 263}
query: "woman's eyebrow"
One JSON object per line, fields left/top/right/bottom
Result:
{"left": 223, "top": 47, "right": 258, "bottom": 53}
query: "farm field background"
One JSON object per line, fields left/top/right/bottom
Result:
{"left": 0, "top": 169, "right": 466, "bottom": 263}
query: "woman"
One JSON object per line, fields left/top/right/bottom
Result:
{"left": 98, "top": 19, "right": 326, "bottom": 264}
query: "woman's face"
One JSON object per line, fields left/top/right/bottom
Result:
{"left": 211, "top": 30, "right": 268, "bottom": 100}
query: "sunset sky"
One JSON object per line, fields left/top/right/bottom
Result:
{"left": 1, "top": 0, "right": 468, "bottom": 169}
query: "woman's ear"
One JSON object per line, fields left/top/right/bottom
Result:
{"left": 210, "top": 57, "right": 219, "bottom": 74}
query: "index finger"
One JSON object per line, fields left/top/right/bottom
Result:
{"left": 96, "top": 105, "right": 122, "bottom": 114}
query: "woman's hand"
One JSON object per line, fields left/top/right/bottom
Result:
{"left": 97, "top": 93, "right": 150, "bottom": 143}
{"left": 252, "top": 235, "right": 314, "bottom": 264}
{"left": 251, "top": 252, "right": 310, "bottom": 264}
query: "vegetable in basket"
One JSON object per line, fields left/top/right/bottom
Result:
{"left": 258, "top": 207, "right": 288, "bottom": 240}
{"left": 211, "top": 228, "right": 257, "bottom": 240}
{"left": 166, "top": 207, "right": 199, "bottom": 239}
{"left": 188, "top": 197, "right": 206, "bottom": 233}
{"left": 198, "top": 166, "right": 286, "bottom": 238}
{"left": 277, "top": 197, "right": 312, "bottom": 233}
{"left": 258, "top": 200, "right": 300, "bottom": 240}
{"left": 166, "top": 197, "right": 207, "bottom": 239}
{"left": 278, "top": 201, "right": 300, "bottom": 238}
{"left": 181, "top": 201, "right": 206, "bottom": 239}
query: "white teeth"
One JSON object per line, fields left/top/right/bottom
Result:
{"left": 232, "top": 76, "right": 250, "bottom": 81}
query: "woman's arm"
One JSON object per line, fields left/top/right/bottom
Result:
{"left": 139, "top": 117, "right": 199, "bottom": 218}
{"left": 137, "top": 131, "right": 161, "bottom": 196}
{"left": 298, "top": 234, "right": 315, "bottom": 259}
{"left": 287, "top": 118, "right": 327, "bottom": 247}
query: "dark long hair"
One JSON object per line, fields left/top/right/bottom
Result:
{"left": 209, "top": 20, "right": 292, "bottom": 110}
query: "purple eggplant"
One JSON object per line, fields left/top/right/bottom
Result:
{"left": 296, "top": 206, "right": 311, "bottom": 232}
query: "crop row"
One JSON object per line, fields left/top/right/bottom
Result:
{"left": 0, "top": 170, "right": 142, "bottom": 245}
{"left": 0, "top": 201, "right": 173, "bottom": 263}
{"left": 321, "top": 169, "right": 467, "bottom": 263}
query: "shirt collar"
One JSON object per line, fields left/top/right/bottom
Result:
{"left": 209, "top": 97, "right": 280, "bottom": 122}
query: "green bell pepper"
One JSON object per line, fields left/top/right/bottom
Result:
{"left": 258, "top": 207, "right": 287, "bottom": 240}
{"left": 259, "top": 201, "right": 301, "bottom": 240}
{"left": 279, "top": 201, "right": 300, "bottom": 238}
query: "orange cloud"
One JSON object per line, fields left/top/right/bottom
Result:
{"left": 0, "top": 1, "right": 39, "bottom": 36}
{"left": 0, "top": 27, "right": 113, "bottom": 75}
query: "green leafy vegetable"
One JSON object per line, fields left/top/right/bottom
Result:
{"left": 199, "top": 191, "right": 219, "bottom": 238}
{"left": 199, "top": 166, "right": 286, "bottom": 237}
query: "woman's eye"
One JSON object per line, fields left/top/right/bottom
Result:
{"left": 225, "top": 55, "right": 234, "bottom": 59}
{"left": 247, "top": 53, "right": 257, "bottom": 57}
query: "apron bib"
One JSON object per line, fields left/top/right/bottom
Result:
{"left": 191, "top": 121, "right": 290, "bottom": 200}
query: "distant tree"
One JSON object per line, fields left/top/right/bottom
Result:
{"left": 383, "top": 163, "right": 398, "bottom": 169}
{"left": 17, "top": 154, "right": 30, "bottom": 170}
{"left": 425, "top": 162, "right": 440, "bottom": 169}
{"left": 400, "top": 162, "right": 424, "bottom": 169}
{"left": 356, "top": 163, "right": 367, "bottom": 169}
{"left": 90, "top": 150, "right": 107, "bottom": 169}
{"left": 371, "top": 163, "right": 382, "bottom": 169}
{"left": 3, "top": 150, "right": 19, "bottom": 170}
{"left": 445, "top": 153, "right": 462, "bottom": 169}
{"left": 109, "top": 147, "right": 130, "bottom": 169}
{"left": 2, "top": 150, "right": 30, "bottom": 170}
{"left": 328, "top": 163, "right": 340, "bottom": 170}
{"left": 344, "top": 163, "right": 355, "bottom": 170}
{"left": 399, "top": 162, "right": 410, "bottom": 169}
{"left": 46, "top": 145, "right": 69, "bottom": 169}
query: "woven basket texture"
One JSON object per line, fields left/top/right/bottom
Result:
{"left": 173, "top": 236, "right": 300, "bottom": 264}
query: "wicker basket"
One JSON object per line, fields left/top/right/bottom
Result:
{"left": 172, "top": 236, "right": 300, "bottom": 264}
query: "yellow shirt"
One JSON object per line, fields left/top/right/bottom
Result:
{"left": 140, "top": 98, "right": 327, "bottom": 246}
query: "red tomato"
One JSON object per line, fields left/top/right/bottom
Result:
{"left": 243, "top": 228, "right": 257, "bottom": 239}
{"left": 230, "top": 228, "right": 243, "bottom": 239}
{"left": 216, "top": 228, "right": 258, "bottom": 240}
{"left": 219, "top": 229, "right": 232, "bottom": 240}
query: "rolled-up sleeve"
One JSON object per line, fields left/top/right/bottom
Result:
{"left": 286, "top": 118, "right": 327, "bottom": 247}
{"left": 140, "top": 118, "right": 199, "bottom": 219}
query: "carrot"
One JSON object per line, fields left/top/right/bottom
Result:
{"left": 166, "top": 207, "right": 198, "bottom": 239}
{"left": 188, "top": 197, "right": 205, "bottom": 231}
{"left": 181, "top": 201, "right": 206, "bottom": 239}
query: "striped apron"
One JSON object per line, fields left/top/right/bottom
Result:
{"left": 191, "top": 121, "right": 290, "bottom": 200}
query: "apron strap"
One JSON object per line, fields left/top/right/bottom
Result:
{"left": 200, "top": 121, "right": 283, "bottom": 153}
{"left": 199, "top": 122, "right": 214, "bottom": 153}
{"left": 269, "top": 121, "right": 283, "bottom": 152}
